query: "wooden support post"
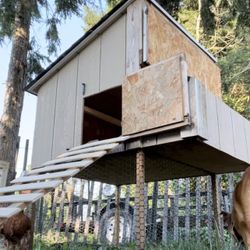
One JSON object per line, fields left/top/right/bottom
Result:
{"left": 211, "top": 174, "right": 222, "bottom": 235}
{"left": 114, "top": 185, "right": 121, "bottom": 246}
{"left": 135, "top": 150, "right": 145, "bottom": 250}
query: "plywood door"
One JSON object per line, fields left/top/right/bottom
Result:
{"left": 31, "top": 74, "right": 58, "bottom": 168}
{"left": 122, "top": 55, "right": 186, "bottom": 135}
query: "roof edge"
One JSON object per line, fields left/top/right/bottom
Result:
{"left": 26, "top": 0, "right": 217, "bottom": 95}
{"left": 25, "top": 0, "right": 135, "bottom": 95}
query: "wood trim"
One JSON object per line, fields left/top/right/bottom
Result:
{"left": 84, "top": 106, "right": 121, "bottom": 127}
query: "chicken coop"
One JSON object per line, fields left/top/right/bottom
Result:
{"left": 0, "top": 0, "right": 249, "bottom": 248}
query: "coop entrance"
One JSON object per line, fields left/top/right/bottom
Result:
{"left": 82, "top": 86, "right": 122, "bottom": 144}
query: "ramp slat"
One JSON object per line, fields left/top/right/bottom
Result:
{"left": 28, "top": 160, "right": 93, "bottom": 175}
{"left": 0, "top": 208, "right": 22, "bottom": 218}
{"left": 0, "top": 193, "right": 43, "bottom": 203}
{"left": 0, "top": 180, "right": 63, "bottom": 194}
{"left": 41, "top": 151, "right": 106, "bottom": 167}
{"left": 57, "top": 143, "right": 119, "bottom": 158}
{"left": 69, "top": 136, "right": 129, "bottom": 151}
{"left": 11, "top": 169, "right": 80, "bottom": 184}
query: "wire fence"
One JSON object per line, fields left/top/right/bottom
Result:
{"left": 33, "top": 172, "right": 242, "bottom": 248}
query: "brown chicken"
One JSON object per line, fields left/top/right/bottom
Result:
{"left": 0, "top": 211, "right": 31, "bottom": 245}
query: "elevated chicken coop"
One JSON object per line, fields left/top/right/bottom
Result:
{"left": 0, "top": 0, "right": 249, "bottom": 248}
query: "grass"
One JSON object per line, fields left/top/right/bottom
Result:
{"left": 33, "top": 238, "right": 244, "bottom": 250}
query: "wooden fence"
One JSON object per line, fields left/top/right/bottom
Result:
{"left": 34, "top": 173, "right": 241, "bottom": 247}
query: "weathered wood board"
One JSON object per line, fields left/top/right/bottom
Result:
{"left": 122, "top": 54, "right": 186, "bottom": 135}
{"left": 147, "top": 2, "right": 221, "bottom": 97}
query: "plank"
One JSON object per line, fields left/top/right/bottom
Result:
{"left": 185, "top": 178, "right": 190, "bottom": 240}
{"left": 0, "top": 207, "right": 22, "bottom": 218}
{"left": 231, "top": 110, "right": 248, "bottom": 162}
{"left": 31, "top": 74, "right": 58, "bottom": 169}
{"left": 216, "top": 99, "right": 235, "bottom": 156}
{"left": 244, "top": 119, "right": 250, "bottom": 163}
{"left": 195, "top": 177, "right": 201, "bottom": 241}
{"left": 41, "top": 151, "right": 106, "bottom": 167}
{"left": 84, "top": 106, "right": 121, "bottom": 127}
{"left": 11, "top": 169, "right": 80, "bottom": 184}
{"left": 205, "top": 90, "right": 220, "bottom": 148}
{"left": 0, "top": 193, "right": 43, "bottom": 203}
{"left": 173, "top": 179, "right": 180, "bottom": 241}
{"left": 162, "top": 180, "right": 169, "bottom": 243}
{"left": 100, "top": 15, "right": 126, "bottom": 91}
{"left": 69, "top": 136, "right": 129, "bottom": 151}
{"left": 28, "top": 160, "right": 93, "bottom": 175}
{"left": 52, "top": 57, "right": 78, "bottom": 158}
{"left": 57, "top": 143, "right": 119, "bottom": 158}
{"left": 0, "top": 180, "right": 63, "bottom": 194}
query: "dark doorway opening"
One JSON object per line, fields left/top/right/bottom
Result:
{"left": 82, "top": 86, "right": 122, "bottom": 144}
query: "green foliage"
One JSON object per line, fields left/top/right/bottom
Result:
{"left": 0, "top": 0, "right": 15, "bottom": 42}
{"left": 156, "top": 0, "right": 181, "bottom": 18}
{"left": 177, "top": 0, "right": 250, "bottom": 119}
{"left": 83, "top": 5, "right": 103, "bottom": 32}
{"left": 55, "top": 0, "right": 85, "bottom": 18}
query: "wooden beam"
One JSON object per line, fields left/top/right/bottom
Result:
{"left": 84, "top": 106, "right": 121, "bottom": 127}
{"left": 135, "top": 150, "right": 145, "bottom": 250}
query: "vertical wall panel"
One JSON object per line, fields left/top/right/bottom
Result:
{"left": 31, "top": 74, "right": 58, "bottom": 168}
{"left": 244, "top": 119, "right": 250, "bottom": 163}
{"left": 231, "top": 110, "right": 248, "bottom": 162}
{"left": 100, "top": 15, "right": 126, "bottom": 91}
{"left": 216, "top": 100, "right": 235, "bottom": 157}
{"left": 52, "top": 57, "right": 78, "bottom": 157}
{"left": 205, "top": 91, "right": 220, "bottom": 148}
{"left": 78, "top": 38, "right": 101, "bottom": 97}
{"left": 74, "top": 57, "right": 84, "bottom": 147}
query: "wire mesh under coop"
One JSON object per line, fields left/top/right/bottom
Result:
{"left": 34, "top": 172, "right": 242, "bottom": 249}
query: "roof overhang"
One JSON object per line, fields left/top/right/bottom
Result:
{"left": 25, "top": 0, "right": 217, "bottom": 95}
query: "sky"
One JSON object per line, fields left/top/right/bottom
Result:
{"left": 0, "top": 13, "right": 85, "bottom": 176}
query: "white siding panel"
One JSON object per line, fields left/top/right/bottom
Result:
{"left": 78, "top": 38, "right": 101, "bottom": 96}
{"left": 31, "top": 74, "right": 58, "bottom": 168}
{"left": 231, "top": 110, "right": 248, "bottom": 162}
{"left": 74, "top": 58, "right": 83, "bottom": 146}
{"left": 244, "top": 119, "right": 250, "bottom": 163}
{"left": 100, "top": 15, "right": 126, "bottom": 91}
{"left": 205, "top": 90, "right": 220, "bottom": 148}
{"left": 216, "top": 100, "right": 235, "bottom": 156}
{"left": 52, "top": 58, "right": 78, "bottom": 157}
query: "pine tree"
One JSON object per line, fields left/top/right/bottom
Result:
{"left": 0, "top": 0, "right": 86, "bottom": 186}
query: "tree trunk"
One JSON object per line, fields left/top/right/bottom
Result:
{"left": 196, "top": 0, "right": 202, "bottom": 41}
{"left": 0, "top": 0, "right": 31, "bottom": 186}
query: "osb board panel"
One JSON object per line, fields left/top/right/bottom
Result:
{"left": 122, "top": 55, "right": 185, "bottom": 135}
{"left": 147, "top": 3, "right": 221, "bottom": 97}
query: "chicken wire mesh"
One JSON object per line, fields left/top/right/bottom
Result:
{"left": 34, "top": 172, "right": 243, "bottom": 249}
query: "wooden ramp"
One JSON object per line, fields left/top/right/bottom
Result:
{"left": 0, "top": 136, "right": 129, "bottom": 219}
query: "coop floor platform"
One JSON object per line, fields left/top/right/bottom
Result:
{"left": 76, "top": 137, "right": 248, "bottom": 185}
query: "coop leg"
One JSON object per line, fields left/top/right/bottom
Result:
{"left": 135, "top": 150, "right": 145, "bottom": 250}
{"left": 114, "top": 185, "right": 121, "bottom": 246}
{"left": 211, "top": 174, "right": 222, "bottom": 237}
